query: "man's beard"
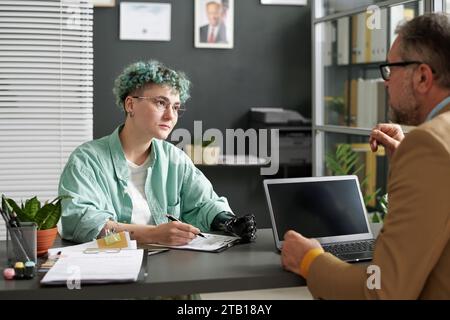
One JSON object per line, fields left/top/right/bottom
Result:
{"left": 388, "top": 80, "right": 422, "bottom": 126}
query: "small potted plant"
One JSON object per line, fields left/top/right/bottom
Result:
{"left": 3, "top": 195, "right": 70, "bottom": 256}
{"left": 368, "top": 193, "right": 388, "bottom": 238}
{"left": 185, "top": 136, "right": 220, "bottom": 165}
{"left": 324, "top": 96, "right": 345, "bottom": 125}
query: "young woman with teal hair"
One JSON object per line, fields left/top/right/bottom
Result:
{"left": 58, "top": 60, "right": 256, "bottom": 244}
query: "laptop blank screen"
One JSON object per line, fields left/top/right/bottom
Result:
{"left": 267, "top": 179, "right": 369, "bottom": 240}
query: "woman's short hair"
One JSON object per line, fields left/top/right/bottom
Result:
{"left": 113, "top": 60, "right": 191, "bottom": 109}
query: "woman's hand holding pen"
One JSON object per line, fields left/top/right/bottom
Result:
{"left": 103, "top": 220, "right": 201, "bottom": 246}
{"left": 153, "top": 221, "right": 201, "bottom": 246}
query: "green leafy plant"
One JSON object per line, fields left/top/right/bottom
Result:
{"left": 325, "top": 96, "right": 345, "bottom": 125}
{"left": 201, "top": 136, "right": 216, "bottom": 148}
{"left": 325, "top": 96, "right": 345, "bottom": 114}
{"left": 2, "top": 195, "right": 70, "bottom": 230}
{"left": 325, "top": 144, "right": 381, "bottom": 209}
{"left": 371, "top": 193, "right": 388, "bottom": 223}
{"left": 192, "top": 136, "right": 216, "bottom": 148}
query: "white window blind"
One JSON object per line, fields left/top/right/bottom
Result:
{"left": 0, "top": 0, "right": 93, "bottom": 239}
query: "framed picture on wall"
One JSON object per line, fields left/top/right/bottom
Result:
{"left": 120, "top": 2, "right": 171, "bottom": 41}
{"left": 195, "top": 0, "right": 234, "bottom": 49}
{"left": 92, "top": 0, "right": 115, "bottom": 7}
{"left": 260, "top": 0, "right": 307, "bottom": 5}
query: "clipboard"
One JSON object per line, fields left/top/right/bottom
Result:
{"left": 145, "top": 233, "right": 241, "bottom": 253}
{"left": 140, "top": 247, "right": 170, "bottom": 256}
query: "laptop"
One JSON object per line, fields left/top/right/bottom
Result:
{"left": 263, "top": 175, "right": 375, "bottom": 262}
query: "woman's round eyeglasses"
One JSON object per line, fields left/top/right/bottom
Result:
{"left": 132, "top": 96, "right": 186, "bottom": 117}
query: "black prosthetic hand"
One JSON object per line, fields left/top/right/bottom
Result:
{"left": 211, "top": 212, "right": 257, "bottom": 243}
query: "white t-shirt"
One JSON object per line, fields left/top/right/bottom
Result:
{"left": 126, "top": 155, "right": 153, "bottom": 225}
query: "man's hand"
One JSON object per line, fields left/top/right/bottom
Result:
{"left": 281, "top": 230, "right": 322, "bottom": 276}
{"left": 224, "top": 214, "right": 257, "bottom": 243}
{"left": 369, "top": 123, "right": 405, "bottom": 159}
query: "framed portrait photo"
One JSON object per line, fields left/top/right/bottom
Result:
{"left": 195, "top": 0, "right": 234, "bottom": 49}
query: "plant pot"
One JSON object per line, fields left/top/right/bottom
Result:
{"left": 369, "top": 222, "right": 383, "bottom": 239}
{"left": 185, "top": 144, "right": 220, "bottom": 165}
{"left": 36, "top": 227, "right": 58, "bottom": 257}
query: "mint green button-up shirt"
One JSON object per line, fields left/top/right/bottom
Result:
{"left": 58, "top": 125, "right": 232, "bottom": 243}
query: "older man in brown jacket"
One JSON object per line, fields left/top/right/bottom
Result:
{"left": 281, "top": 13, "right": 450, "bottom": 299}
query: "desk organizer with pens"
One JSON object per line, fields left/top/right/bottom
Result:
{"left": 6, "top": 222, "right": 37, "bottom": 265}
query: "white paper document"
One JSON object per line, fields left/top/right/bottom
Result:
{"left": 47, "top": 239, "right": 138, "bottom": 255}
{"left": 149, "top": 233, "right": 240, "bottom": 253}
{"left": 48, "top": 232, "right": 137, "bottom": 256}
{"left": 40, "top": 249, "right": 144, "bottom": 285}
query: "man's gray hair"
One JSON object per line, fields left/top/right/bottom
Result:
{"left": 396, "top": 13, "right": 450, "bottom": 89}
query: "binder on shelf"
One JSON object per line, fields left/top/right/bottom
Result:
{"left": 390, "top": 5, "right": 405, "bottom": 46}
{"left": 371, "top": 8, "right": 388, "bottom": 62}
{"left": 350, "top": 79, "right": 358, "bottom": 127}
{"left": 323, "top": 22, "right": 335, "bottom": 67}
{"left": 351, "top": 14, "right": 358, "bottom": 63}
{"left": 337, "top": 17, "right": 349, "bottom": 65}
{"left": 354, "top": 78, "right": 386, "bottom": 129}
{"left": 364, "top": 12, "right": 372, "bottom": 63}
{"left": 352, "top": 13, "right": 367, "bottom": 63}
{"left": 376, "top": 81, "right": 387, "bottom": 123}
{"left": 350, "top": 10, "right": 388, "bottom": 64}
{"left": 356, "top": 79, "right": 367, "bottom": 128}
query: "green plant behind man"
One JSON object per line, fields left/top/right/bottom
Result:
{"left": 325, "top": 144, "right": 384, "bottom": 220}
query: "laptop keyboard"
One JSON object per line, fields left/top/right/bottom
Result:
{"left": 322, "top": 240, "right": 375, "bottom": 256}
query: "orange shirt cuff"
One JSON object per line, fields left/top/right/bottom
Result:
{"left": 300, "top": 247, "right": 325, "bottom": 278}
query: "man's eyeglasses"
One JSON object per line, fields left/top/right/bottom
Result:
{"left": 379, "top": 61, "right": 434, "bottom": 81}
{"left": 132, "top": 96, "right": 186, "bottom": 117}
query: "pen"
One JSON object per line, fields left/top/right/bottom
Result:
{"left": 8, "top": 211, "right": 21, "bottom": 228}
{"left": 1, "top": 198, "right": 21, "bottom": 228}
{"left": 1, "top": 203, "right": 31, "bottom": 263}
{"left": 0, "top": 206, "right": 9, "bottom": 225}
{"left": 1, "top": 204, "right": 24, "bottom": 240}
{"left": 165, "top": 214, "right": 206, "bottom": 238}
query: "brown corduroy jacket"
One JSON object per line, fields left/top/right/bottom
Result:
{"left": 307, "top": 105, "right": 450, "bottom": 299}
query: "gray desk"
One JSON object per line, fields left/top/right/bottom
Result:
{"left": 0, "top": 229, "right": 305, "bottom": 299}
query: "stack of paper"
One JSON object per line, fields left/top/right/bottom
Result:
{"left": 41, "top": 231, "right": 143, "bottom": 285}
{"left": 40, "top": 250, "right": 143, "bottom": 285}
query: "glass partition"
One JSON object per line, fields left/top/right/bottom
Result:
{"left": 318, "top": 2, "right": 424, "bottom": 129}
{"left": 315, "top": 0, "right": 385, "bottom": 18}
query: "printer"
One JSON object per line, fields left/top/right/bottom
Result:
{"left": 249, "top": 107, "right": 312, "bottom": 166}
{"left": 250, "top": 107, "right": 311, "bottom": 127}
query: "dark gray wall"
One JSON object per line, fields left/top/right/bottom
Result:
{"left": 93, "top": 0, "right": 312, "bottom": 138}
{"left": 93, "top": 0, "right": 312, "bottom": 227}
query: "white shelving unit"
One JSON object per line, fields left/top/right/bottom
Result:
{"left": 311, "top": 0, "right": 446, "bottom": 201}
